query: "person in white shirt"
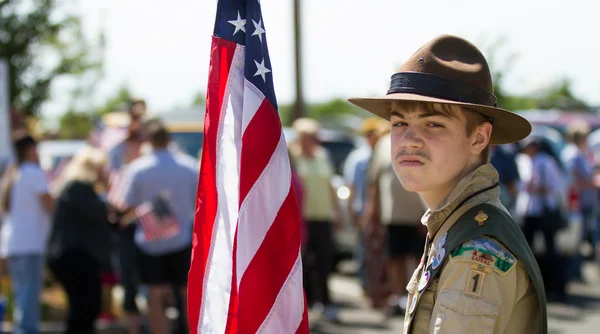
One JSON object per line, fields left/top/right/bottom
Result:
{"left": 520, "top": 136, "right": 567, "bottom": 300}
{"left": 0, "top": 131, "right": 53, "bottom": 334}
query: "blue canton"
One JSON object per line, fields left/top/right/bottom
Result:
{"left": 214, "top": 0, "right": 278, "bottom": 109}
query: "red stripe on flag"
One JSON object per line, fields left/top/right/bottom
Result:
{"left": 236, "top": 187, "right": 302, "bottom": 333}
{"left": 295, "top": 305, "right": 310, "bottom": 334}
{"left": 239, "top": 99, "right": 282, "bottom": 204}
{"left": 187, "top": 36, "right": 237, "bottom": 334}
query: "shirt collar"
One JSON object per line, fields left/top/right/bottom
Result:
{"left": 421, "top": 163, "right": 501, "bottom": 238}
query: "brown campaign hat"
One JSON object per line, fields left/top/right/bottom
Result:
{"left": 348, "top": 34, "right": 531, "bottom": 145}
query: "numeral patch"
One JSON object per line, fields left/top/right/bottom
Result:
{"left": 465, "top": 269, "right": 485, "bottom": 296}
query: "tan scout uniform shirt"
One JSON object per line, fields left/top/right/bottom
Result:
{"left": 405, "top": 164, "right": 541, "bottom": 334}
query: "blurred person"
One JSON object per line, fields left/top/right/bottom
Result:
{"left": 343, "top": 118, "right": 382, "bottom": 225}
{"left": 561, "top": 120, "right": 597, "bottom": 280}
{"left": 342, "top": 118, "right": 382, "bottom": 290}
{"left": 364, "top": 126, "right": 427, "bottom": 317}
{"left": 119, "top": 121, "right": 198, "bottom": 334}
{"left": 290, "top": 117, "right": 342, "bottom": 322}
{"left": 46, "top": 147, "right": 112, "bottom": 334}
{"left": 348, "top": 35, "right": 545, "bottom": 333}
{"left": 108, "top": 98, "right": 148, "bottom": 170}
{"left": 107, "top": 98, "right": 148, "bottom": 334}
{"left": 490, "top": 143, "right": 521, "bottom": 215}
{"left": 521, "top": 137, "right": 567, "bottom": 299}
{"left": 0, "top": 132, "right": 53, "bottom": 334}
{"left": 288, "top": 148, "right": 308, "bottom": 253}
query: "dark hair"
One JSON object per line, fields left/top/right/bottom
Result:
{"left": 146, "top": 121, "right": 170, "bottom": 147}
{"left": 1, "top": 132, "right": 37, "bottom": 213}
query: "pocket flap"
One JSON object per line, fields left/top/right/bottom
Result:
{"left": 438, "top": 289, "right": 500, "bottom": 316}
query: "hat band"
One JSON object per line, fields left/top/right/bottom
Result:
{"left": 387, "top": 72, "right": 498, "bottom": 107}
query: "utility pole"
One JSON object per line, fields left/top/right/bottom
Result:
{"left": 292, "top": 0, "right": 305, "bottom": 121}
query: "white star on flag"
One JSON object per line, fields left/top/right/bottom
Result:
{"left": 227, "top": 11, "right": 246, "bottom": 35}
{"left": 252, "top": 19, "right": 265, "bottom": 43}
{"left": 254, "top": 58, "right": 271, "bottom": 82}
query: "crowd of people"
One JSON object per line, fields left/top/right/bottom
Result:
{"left": 0, "top": 95, "right": 598, "bottom": 332}
{"left": 0, "top": 99, "right": 198, "bottom": 334}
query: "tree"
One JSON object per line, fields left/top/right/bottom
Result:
{"left": 95, "top": 84, "right": 132, "bottom": 115}
{"left": 56, "top": 84, "right": 132, "bottom": 139}
{"left": 191, "top": 91, "right": 206, "bottom": 106}
{"left": 57, "top": 110, "right": 93, "bottom": 139}
{"left": 481, "top": 36, "right": 537, "bottom": 111}
{"left": 0, "top": 0, "right": 103, "bottom": 117}
{"left": 535, "top": 78, "right": 589, "bottom": 111}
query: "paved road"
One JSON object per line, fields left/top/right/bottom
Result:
{"left": 310, "top": 262, "right": 600, "bottom": 334}
{"left": 4, "top": 262, "right": 599, "bottom": 333}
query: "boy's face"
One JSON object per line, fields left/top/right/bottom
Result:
{"left": 389, "top": 103, "right": 479, "bottom": 196}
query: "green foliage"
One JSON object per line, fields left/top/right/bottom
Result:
{"left": 191, "top": 91, "right": 206, "bottom": 106}
{"left": 307, "top": 98, "right": 361, "bottom": 120}
{"left": 95, "top": 84, "right": 132, "bottom": 115}
{"left": 278, "top": 103, "right": 293, "bottom": 126}
{"left": 57, "top": 110, "right": 93, "bottom": 139}
{"left": 534, "top": 78, "right": 588, "bottom": 111}
{"left": 55, "top": 84, "right": 132, "bottom": 139}
{"left": 482, "top": 36, "right": 590, "bottom": 112}
{"left": 0, "top": 0, "right": 104, "bottom": 117}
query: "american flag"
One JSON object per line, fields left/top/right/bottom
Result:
{"left": 136, "top": 195, "right": 181, "bottom": 242}
{"left": 89, "top": 117, "right": 128, "bottom": 152}
{"left": 106, "top": 169, "right": 128, "bottom": 211}
{"left": 187, "top": 0, "right": 309, "bottom": 333}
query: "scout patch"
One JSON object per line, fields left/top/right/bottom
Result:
{"left": 465, "top": 269, "right": 486, "bottom": 296}
{"left": 438, "top": 232, "right": 447, "bottom": 249}
{"left": 432, "top": 248, "right": 446, "bottom": 270}
{"left": 470, "top": 263, "right": 493, "bottom": 274}
{"left": 450, "top": 237, "right": 516, "bottom": 275}
{"left": 418, "top": 271, "right": 430, "bottom": 291}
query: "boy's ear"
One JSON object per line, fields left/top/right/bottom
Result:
{"left": 472, "top": 122, "right": 492, "bottom": 155}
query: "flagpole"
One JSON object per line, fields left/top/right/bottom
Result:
{"left": 292, "top": 0, "right": 305, "bottom": 121}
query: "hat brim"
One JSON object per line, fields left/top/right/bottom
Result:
{"left": 348, "top": 93, "right": 531, "bottom": 145}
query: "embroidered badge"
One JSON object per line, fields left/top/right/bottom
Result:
{"left": 450, "top": 237, "right": 516, "bottom": 275}
{"left": 438, "top": 232, "right": 447, "bottom": 249}
{"left": 474, "top": 210, "right": 488, "bottom": 226}
{"left": 432, "top": 248, "right": 446, "bottom": 270}
{"left": 465, "top": 269, "right": 486, "bottom": 296}
{"left": 470, "top": 263, "right": 493, "bottom": 274}
{"left": 418, "top": 271, "right": 430, "bottom": 291}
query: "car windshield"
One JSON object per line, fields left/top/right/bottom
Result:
{"left": 321, "top": 141, "right": 356, "bottom": 175}
{"left": 171, "top": 132, "right": 204, "bottom": 158}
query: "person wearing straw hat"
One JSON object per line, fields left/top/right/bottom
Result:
{"left": 290, "top": 117, "right": 343, "bottom": 322}
{"left": 349, "top": 34, "right": 547, "bottom": 333}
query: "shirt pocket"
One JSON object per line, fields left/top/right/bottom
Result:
{"left": 432, "top": 289, "right": 499, "bottom": 334}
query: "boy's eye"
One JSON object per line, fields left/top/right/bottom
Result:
{"left": 427, "top": 122, "right": 443, "bottom": 128}
{"left": 392, "top": 121, "right": 408, "bottom": 127}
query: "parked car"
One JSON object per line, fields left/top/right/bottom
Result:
{"left": 158, "top": 107, "right": 204, "bottom": 159}
{"left": 517, "top": 109, "right": 600, "bottom": 136}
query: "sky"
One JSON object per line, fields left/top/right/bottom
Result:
{"left": 41, "top": 0, "right": 600, "bottom": 117}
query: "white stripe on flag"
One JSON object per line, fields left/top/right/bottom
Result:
{"left": 241, "top": 79, "right": 265, "bottom": 134}
{"left": 236, "top": 135, "right": 291, "bottom": 285}
{"left": 257, "top": 251, "right": 305, "bottom": 334}
{"left": 199, "top": 44, "right": 245, "bottom": 334}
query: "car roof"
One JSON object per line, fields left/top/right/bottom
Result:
{"left": 517, "top": 109, "right": 600, "bottom": 133}
{"left": 38, "top": 140, "right": 89, "bottom": 157}
{"left": 153, "top": 107, "right": 204, "bottom": 133}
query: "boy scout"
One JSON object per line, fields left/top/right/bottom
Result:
{"left": 349, "top": 35, "right": 547, "bottom": 333}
